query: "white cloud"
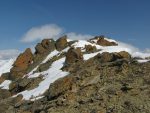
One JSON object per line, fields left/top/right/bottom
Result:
{"left": 0, "top": 49, "right": 20, "bottom": 60}
{"left": 67, "top": 32, "right": 93, "bottom": 40}
{"left": 21, "top": 24, "right": 63, "bottom": 43}
{"left": 117, "top": 41, "right": 139, "bottom": 53}
{"left": 144, "top": 48, "right": 150, "bottom": 53}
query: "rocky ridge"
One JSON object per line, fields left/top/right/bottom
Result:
{"left": 0, "top": 35, "right": 150, "bottom": 113}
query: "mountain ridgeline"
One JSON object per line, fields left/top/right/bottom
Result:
{"left": 0, "top": 35, "right": 150, "bottom": 113}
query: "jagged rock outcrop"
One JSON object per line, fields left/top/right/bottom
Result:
{"left": 0, "top": 89, "right": 11, "bottom": 99}
{"left": 35, "top": 39, "right": 55, "bottom": 54}
{"left": 85, "top": 45, "right": 97, "bottom": 53}
{"left": 115, "top": 51, "right": 131, "bottom": 59}
{"left": 10, "top": 48, "right": 33, "bottom": 79}
{"left": 0, "top": 36, "right": 150, "bottom": 113}
{"left": 65, "top": 47, "right": 83, "bottom": 64}
{"left": 93, "top": 35, "right": 118, "bottom": 46}
{"left": 97, "top": 51, "right": 131, "bottom": 63}
{"left": 28, "top": 39, "right": 56, "bottom": 73}
{"left": 9, "top": 76, "right": 43, "bottom": 94}
{"left": 55, "top": 35, "right": 68, "bottom": 51}
{"left": 47, "top": 76, "right": 75, "bottom": 99}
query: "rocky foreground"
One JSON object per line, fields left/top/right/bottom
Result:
{"left": 0, "top": 35, "right": 150, "bottom": 113}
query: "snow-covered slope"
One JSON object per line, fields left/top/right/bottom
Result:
{"left": 0, "top": 59, "right": 14, "bottom": 76}
{"left": 1, "top": 37, "right": 150, "bottom": 100}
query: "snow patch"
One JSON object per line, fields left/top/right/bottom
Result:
{"left": 0, "top": 59, "right": 14, "bottom": 76}
{"left": 27, "top": 50, "right": 60, "bottom": 76}
{"left": 0, "top": 80, "right": 11, "bottom": 89}
{"left": 137, "top": 59, "right": 149, "bottom": 63}
{"left": 16, "top": 58, "right": 69, "bottom": 100}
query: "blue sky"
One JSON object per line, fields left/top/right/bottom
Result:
{"left": 0, "top": 0, "right": 150, "bottom": 52}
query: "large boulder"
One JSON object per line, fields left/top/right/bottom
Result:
{"left": 35, "top": 43, "right": 47, "bottom": 54}
{"left": 0, "top": 89, "right": 11, "bottom": 99}
{"left": 10, "top": 48, "right": 33, "bottom": 79}
{"left": 35, "top": 39, "right": 55, "bottom": 54}
{"left": 100, "top": 52, "right": 115, "bottom": 63}
{"left": 41, "top": 39, "right": 55, "bottom": 50}
{"left": 31, "top": 39, "right": 56, "bottom": 72}
{"left": 65, "top": 47, "right": 83, "bottom": 64}
{"left": 55, "top": 35, "right": 68, "bottom": 51}
{"left": 115, "top": 51, "right": 131, "bottom": 59}
{"left": 94, "top": 36, "right": 118, "bottom": 46}
{"left": 97, "top": 51, "right": 131, "bottom": 63}
{"left": 85, "top": 45, "right": 97, "bottom": 53}
{"left": 47, "top": 76, "right": 75, "bottom": 99}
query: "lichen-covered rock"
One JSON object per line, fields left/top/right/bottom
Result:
{"left": 115, "top": 51, "right": 131, "bottom": 59}
{"left": 85, "top": 45, "right": 97, "bottom": 53}
{"left": 94, "top": 36, "right": 118, "bottom": 46}
{"left": 35, "top": 39, "right": 55, "bottom": 54}
{"left": 55, "top": 35, "right": 68, "bottom": 51}
{"left": 35, "top": 43, "right": 47, "bottom": 54}
{"left": 47, "top": 76, "right": 75, "bottom": 99}
{"left": 96, "top": 51, "right": 131, "bottom": 63}
{"left": 10, "top": 48, "right": 33, "bottom": 79}
{"left": 65, "top": 47, "right": 83, "bottom": 64}
{"left": 0, "top": 89, "right": 11, "bottom": 99}
{"left": 41, "top": 39, "right": 55, "bottom": 50}
{"left": 99, "top": 52, "right": 115, "bottom": 63}
{"left": 9, "top": 77, "right": 43, "bottom": 94}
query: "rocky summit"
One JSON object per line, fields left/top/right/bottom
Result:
{"left": 0, "top": 35, "right": 150, "bottom": 113}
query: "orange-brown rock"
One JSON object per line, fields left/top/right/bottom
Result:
{"left": 41, "top": 39, "right": 55, "bottom": 51}
{"left": 99, "top": 52, "right": 115, "bottom": 63}
{"left": 95, "top": 36, "right": 118, "bottom": 46}
{"left": 33, "top": 39, "right": 56, "bottom": 65}
{"left": 116, "top": 51, "right": 131, "bottom": 59}
{"left": 13, "top": 48, "right": 33, "bottom": 70}
{"left": 85, "top": 45, "right": 97, "bottom": 53}
{"left": 65, "top": 47, "right": 83, "bottom": 64}
{"left": 55, "top": 35, "right": 68, "bottom": 51}
{"left": 96, "top": 51, "right": 131, "bottom": 63}
{"left": 35, "top": 39, "right": 55, "bottom": 54}
{"left": 10, "top": 48, "right": 33, "bottom": 78}
{"left": 48, "top": 76, "right": 74, "bottom": 99}
{"left": 35, "top": 43, "right": 47, "bottom": 54}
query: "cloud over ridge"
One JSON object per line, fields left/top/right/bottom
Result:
{"left": 0, "top": 49, "right": 20, "bottom": 60}
{"left": 21, "top": 24, "right": 63, "bottom": 43}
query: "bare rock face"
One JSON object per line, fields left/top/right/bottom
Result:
{"left": 0, "top": 76, "right": 5, "bottom": 84}
{"left": 85, "top": 45, "right": 97, "bottom": 53}
{"left": 116, "top": 51, "right": 131, "bottom": 59}
{"left": 65, "top": 47, "right": 83, "bottom": 64}
{"left": 97, "top": 51, "right": 131, "bottom": 63}
{"left": 47, "top": 76, "right": 75, "bottom": 99}
{"left": 55, "top": 35, "right": 68, "bottom": 51}
{"left": 100, "top": 52, "right": 115, "bottom": 63}
{"left": 94, "top": 35, "right": 118, "bottom": 46}
{"left": 10, "top": 48, "right": 33, "bottom": 79}
{"left": 35, "top": 43, "right": 47, "bottom": 54}
{"left": 35, "top": 39, "right": 55, "bottom": 54}
{"left": 0, "top": 89, "right": 11, "bottom": 99}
